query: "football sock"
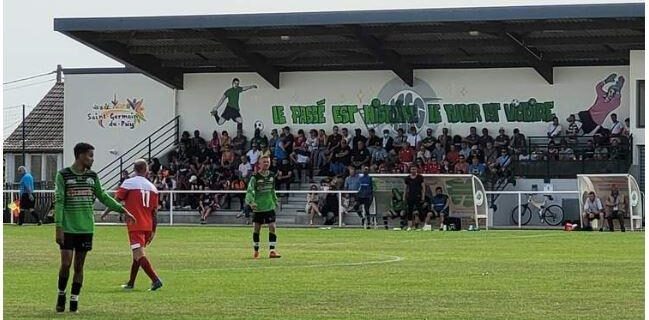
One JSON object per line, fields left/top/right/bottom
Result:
{"left": 383, "top": 216, "right": 389, "bottom": 229}
{"left": 269, "top": 233, "right": 277, "bottom": 250}
{"left": 58, "top": 276, "right": 68, "bottom": 294}
{"left": 139, "top": 257, "right": 159, "bottom": 282}
{"left": 128, "top": 259, "right": 140, "bottom": 286}
{"left": 253, "top": 232, "right": 260, "bottom": 252}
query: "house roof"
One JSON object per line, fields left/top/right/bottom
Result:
{"left": 4, "top": 82, "right": 64, "bottom": 153}
{"left": 53, "top": 3, "right": 644, "bottom": 89}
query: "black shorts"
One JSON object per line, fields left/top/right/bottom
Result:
{"left": 607, "top": 210, "right": 623, "bottom": 219}
{"left": 222, "top": 105, "right": 242, "bottom": 121}
{"left": 60, "top": 233, "right": 93, "bottom": 252}
{"left": 252, "top": 210, "right": 276, "bottom": 224}
{"left": 20, "top": 194, "right": 34, "bottom": 210}
{"left": 405, "top": 200, "right": 422, "bottom": 220}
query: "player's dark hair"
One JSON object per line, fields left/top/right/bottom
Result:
{"left": 436, "top": 187, "right": 442, "bottom": 191}
{"left": 232, "top": 78, "right": 240, "bottom": 83}
{"left": 74, "top": 143, "right": 94, "bottom": 159}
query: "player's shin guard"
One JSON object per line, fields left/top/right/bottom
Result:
{"left": 269, "top": 233, "right": 277, "bottom": 250}
{"left": 69, "top": 282, "right": 82, "bottom": 312}
{"left": 56, "top": 276, "right": 68, "bottom": 312}
{"left": 253, "top": 232, "right": 260, "bottom": 252}
{"left": 58, "top": 276, "right": 68, "bottom": 293}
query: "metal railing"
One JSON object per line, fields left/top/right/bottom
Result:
{"left": 96, "top": 116, "right": 180, "bottom": 191}
{"left": 3, "top": 189, "right": 357, "bottom": 227}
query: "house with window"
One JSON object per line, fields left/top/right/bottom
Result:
{"left": 3, "top": 78, "right": 63, "bottom": 189}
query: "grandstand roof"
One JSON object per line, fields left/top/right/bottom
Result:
{"left": 4, "top": 82, "right": 64, "bottom": 153}
{"left": 54, "top": 3, "right": 644, "bottom": 89}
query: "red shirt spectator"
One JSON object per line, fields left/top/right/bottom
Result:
{"left": 446, "top": 148, "right": 459, "bottom": 165}
{"left": 423, "top": 161, "right": 441, "bottom": 174}
{"left": 398, "top": 147, "right": 414, "bottom": 163}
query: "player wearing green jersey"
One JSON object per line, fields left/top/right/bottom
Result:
{"left": 210, "top": 78, "right": 257, "bottom": 130}
{"left": 54, "top": 143, "right": 135, "bottom": 313}
{"left": 245, "top": 155, "right": 281, "bottom": 259}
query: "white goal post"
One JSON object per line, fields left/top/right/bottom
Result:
{"left": 577, "top": 174, "right": 644, "bottom": 231}
{"left": 368, "top": 174, "right": 489, "bottom": 229}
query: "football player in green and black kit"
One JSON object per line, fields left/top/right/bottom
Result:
{"left": 245, "top": 155, "right": 281, "bottom": 259}
{"left": 54, "top": 143, "right": 135, "bottom": 313}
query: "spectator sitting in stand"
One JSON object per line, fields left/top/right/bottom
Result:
{"left": 437, "top": 128, "right": 452, "bottom": 149}
{"left": 422, "top": 128, "right": 436, "bottom": 151}
{"left": 495, "top": 148, "right": 512, "bottom": 180}
{"left": 558, "top": 139, "right": 576, "bottom": 161}
{"left": 340, "top": 127, "right": 351, "bottom": 146}
{"left": 479, "top": 128, "right": 494, "bottom": 148}
{"left": 351, "top": 128, "right": 367, "bottom": 153}
{"left": 260, "top": 142, "right": 272, "bottom": 159}
{"left": 372, "top": 140, "right": 389, "bottom": 165}
{"left": 325, "top": 126, "right": 342, "bottom": 161}
{"left": 459, "top": 142, "right": 472, "bottom": 159}
{"left": 282, "top": 126, "right": 294, "bottom": 155}
{"left": 546, "top": 116, "right": 562, "bottom": 139}
{"left": 381, "top": 129, "right": 394, "bottom": 154}
{"left": 416, "top": 144, "right": 431, "bottom": 162}
{"left": 199, "top": 189, "right": 219, "bottom": 224}
{"left": 351, "top": 140, "right": 371, "bottom": 169}
{"left": 547, "top": 141, "right": 559, "bottom": 160}
{"left": 208, "top": 130, "right": 220, "bottom": 154}
{"left": 329, "top": 139, "right": 351, "bottom": 176}
{"left": 398, "top": 145, "right": 415, "bottom": 171}
{"left": 465, "top": 127, "right": 479, "bottom": 146}
{"left": 231, "top": 129, "right": 248, "bottom": 157}
{"left": 250, "top": 128, "right": 268, "bottom": 148}
{"left": 510, "top": 128, "right": 527, "bottom": 155}
{"left": 246, "top": 142, "right": 261, "bottom": 167}
{"left": 609, "top": 113, "right": 625, "bottom": 137}
{"left": 269, "top": 128, "right": 279, "bottom": 152}
{"left": 468, "top": 156, "right": 486, "bottom": 178}
{"left": 594, "top": 142, "right": 609, "bottom": 160}
{"left": 191, "top": 130, "right": 207, "bottom": 153}
{"left": 454, "top": 155, "right": 469, "bottom": 174}
{"left": 392, "top": 128, "right": 407, "bottom": 155}
{"left": 276, "top": 158, "right": 294, "bottom": 198}
{"left": 566, "top": 114, "right": 580, "bottom": 145}
{"left": 406, "top": 126, "right": 420, "bottom": 149}
{"left": 238, "top": 155, "right": 252, "bottom": 179}
{"left": 484, "top": 141, "right": 498, "bottom": 166}
{"left": 221, "top": 145, "right": 236, "bottom": 169}
{"left": 290, "top": 140, "right": 313, "bottom": 183}
{"left": 431, "top": 142, "right": 445, "bottom": 163}
{"left": 494, "top": 128, "right": 510, "bottom": 149}
{"left": 609, "top": 138, "right": 625, "bottom": 160}
{"left": 219, "top": 130, "right": 231, "bottom": 153}
{"left": 446, "top": 144, "right": 460, "bottom": 166}
{"left": 423, "top": 158, "right": 441, "bottom": 174}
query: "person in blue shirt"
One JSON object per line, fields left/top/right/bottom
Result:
{"left": 357, "top": 166, "right": 375, "bottom": 229}
{"left": 468, "top": 156, "right": 486, "bottom": 178}
{"left": 17, "top": 166, "right": 41, "bottom": 225}
{"left": 430, "top": 187, "right": 450, "bottom": 230}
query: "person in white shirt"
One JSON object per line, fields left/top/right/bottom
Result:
{"left": 609, "top": 113, "right": 625, "bottom": 136}
{"left": 582, "top": 191, "right": 604, "bottom": 231}
{"left": 238, "top": 155, "right": 252, "bottom": 179}
{"left": 546, "top": 116, "right": 562, "bottom": 139}
{"left": 406, "top": 126, "right": 420, "bottom": 149}
{"left": 246, "top": 144, "right": 261, "bottom": 166}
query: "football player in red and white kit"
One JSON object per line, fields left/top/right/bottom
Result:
{"left": 102, "top": 159, "right": 162, "bottom": 291}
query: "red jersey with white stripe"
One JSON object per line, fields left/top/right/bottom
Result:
{"left": 115, "top": 176, "right": 159, "bottom": 232}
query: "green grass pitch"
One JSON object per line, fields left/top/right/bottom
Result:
{"left": 3, "top": 226, "right": 644, "bottom": 319}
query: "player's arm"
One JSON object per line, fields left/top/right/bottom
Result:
{"left": 54, "top": 172, "right": 65, "bottom": 245}
{"left": 101, "top": 187, "right": 127, "bottom": 221}
{"left": 93, "top": 178, "right": 136, "bottom": 223}
{"left": 244, "top": 175, "right": 257, "bottom": 210}
{"left": 420, "top": 181, "right": 426, "bottom": 201}
{"left": 443, "top": 195, "right": 450, "bottom": 211}
{"left": 241, "top": 85, "right": 257, "bottom": 91}
{"left": 148, "top": 196, "right": 159, "bottom": 246}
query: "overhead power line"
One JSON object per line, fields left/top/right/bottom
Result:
{"left": 3, "top": 71, "right": 56, "bottom": 85}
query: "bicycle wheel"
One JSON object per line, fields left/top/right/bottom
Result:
{"left": 543, "top": 205, "right": 564, "bottom": 226}
{"left": 511, "top": 205, "right": 532, "bottom": 226}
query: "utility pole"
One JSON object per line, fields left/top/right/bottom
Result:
{"left": 22, "top": 104, "right": 26, "bottom": 167}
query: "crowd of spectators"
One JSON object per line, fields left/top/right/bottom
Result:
{"left": 132, "top": 112, "right": 631, "bottom": 220}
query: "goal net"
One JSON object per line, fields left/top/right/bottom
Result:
{"left": 369, "top": 174, "right": 488, "bottom": 229}
{"left": 577, "top": 174, "right": 644, "bottom": 231}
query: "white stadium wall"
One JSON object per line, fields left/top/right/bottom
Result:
{"left": 64, "top": 66, "right": 630, "bottom": 172}
{"left": 63, "top": 73, "right": 175, "bottom": 171}
{"left": 178, "top": 66, "right": 629, "bottom": 141}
